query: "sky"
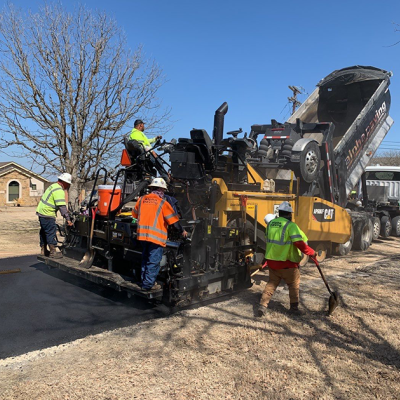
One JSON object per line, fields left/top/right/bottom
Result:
{"left": 1, "top": 0, "right": 400, "bottom": 172}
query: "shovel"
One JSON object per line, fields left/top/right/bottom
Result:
{"left": 311, "top": 257, "right": 339, "bottom": 315}
{"left": 80, "top": 207, "right": 97, "bottom": 269}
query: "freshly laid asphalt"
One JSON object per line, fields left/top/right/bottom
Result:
{"left": 0, "top": 255, "right": 168, "bottom": 359}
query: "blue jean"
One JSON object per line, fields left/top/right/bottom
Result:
{"left": 39, "top": 217, "right": 57, "bottom": 246}
{"left": 140, "top": 241, "right": 164, "bottom": 289}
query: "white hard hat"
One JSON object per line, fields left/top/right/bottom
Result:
{"left": 58, "top": 173, "right": 72, "bottom": 184}
{"left": 149, "top": 177, "right": 168, "bottom": 190}
{"left": 278, "top": 201, "right": 293, "bottom": 213}
{"left": 264, "top": 214, "right": 276, "bottom": 225}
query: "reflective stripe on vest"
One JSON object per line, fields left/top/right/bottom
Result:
{"left": 265, "top": 218, "right": 302, "bottom": 263}
{"left": 36, "top": 183, "right": 66, "bottom": 217}
{"left": 136, "top": 195, "right": 176, "bottom": 246}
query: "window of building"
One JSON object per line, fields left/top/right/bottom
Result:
{"left": 31, "top": 184, "right": 37, "bottom": 191}
{"left": 8, "top": 181, "right": 20, "bottom": 202}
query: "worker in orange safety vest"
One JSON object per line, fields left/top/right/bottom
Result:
{"left": 132, "top": 177, "right": 187, "bottom": 291}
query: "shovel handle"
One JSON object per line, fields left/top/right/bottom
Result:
{"left": 311, "top": 257, "right": 334, "bottom": 296}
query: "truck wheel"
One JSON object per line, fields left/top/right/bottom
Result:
{"left": 299, "top": 142, "right": 321, "bottom": 183}
{"left": 372, "top": 217, "right": 381, "bottom": 241}
{"left": 380, "top": 216, "right": 392, "bottom": 238}
{"left": 353, "top": 218, "right": 373, "bottom": 251}
{"left": 333, "top": 225, "right": 354, "bottom": 256}
{"left": 391, "top": 216, "right": 400, "bottom": 237}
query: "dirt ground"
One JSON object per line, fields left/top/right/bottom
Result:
{"left": 0, "top": 207, "right": 399, "bottom": 399}
{"left": 0, "top": 206, "right": 63, "bottom": 259}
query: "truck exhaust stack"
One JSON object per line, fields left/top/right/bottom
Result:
{"left": 213, "top": 102, "right": 228, "bottom": 145}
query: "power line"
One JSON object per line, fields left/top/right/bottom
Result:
{"left": 288, "top": 86, "right": 304, "bottom": 115}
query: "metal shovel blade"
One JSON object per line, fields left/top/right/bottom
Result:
{"left": 79, "top": 250, "right": 95, "bottom": 269}
{"left": 328, "top": 292, "right": 339, "bottom": 316}
{"left": 312, "top": 257, "right": 339, "bottom": 316}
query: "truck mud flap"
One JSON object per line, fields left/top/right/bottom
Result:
{"left": 37, "top": 256, "right": 163, "bottom": 300}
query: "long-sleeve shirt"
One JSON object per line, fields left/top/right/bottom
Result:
{"left": 267, "top": 241, "right": 315, "bottom": 270}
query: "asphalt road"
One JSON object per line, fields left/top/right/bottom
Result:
{"left": 0, "top": 255, "right": 168, "bottom": 359}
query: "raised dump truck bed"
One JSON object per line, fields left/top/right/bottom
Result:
{"left": 288, "top": 66, "right": 393, "bottom": 206}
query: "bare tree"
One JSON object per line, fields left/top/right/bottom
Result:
{"left": 0, "top": 2, "right": 169, "bottom": 204}
{"left": 371, "top": 150, "right": 400, "bottom": 166}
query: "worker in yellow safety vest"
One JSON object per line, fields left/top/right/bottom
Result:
{"left": 130, "top": 119, "right": 162, "bottom": 151}
{"left": 36, "top": 173, "right": 73, "bottom": 258}
{"left": 258, "top": 202, "right": 317, "bottom": 317}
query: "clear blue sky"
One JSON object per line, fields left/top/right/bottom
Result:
{"left": 1, "top": 0, "right": 400, "bottom": 170}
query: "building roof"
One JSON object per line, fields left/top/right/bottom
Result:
{"left": 0, "top": 161, "right": 49, "bottom": 182}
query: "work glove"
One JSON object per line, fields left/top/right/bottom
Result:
{"left": 261, "top": 261, "right": 268, "bottom": 269}
{"left": 156, "top": 135, "right": 163, "bottom": 140}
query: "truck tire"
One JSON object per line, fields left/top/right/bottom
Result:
{"left": 391, "top": 216, "right": 400, "bottom": 237}
{"left": 299, "top": 142, "right": 321, "bottom": 183}
{"left": 372, "top": 217, "right": 381, "bottom": 241}
{"left": 380, "top": 215, "right": 392, "bottom": 238}
{"left": 353, "top": 218, "right": 373, "bottom": 251}
{"left": 259, "top": 144, "right": 269, "bottom": 152}
{"left": 332, "top": 225, "right": 354, "bottom": 256}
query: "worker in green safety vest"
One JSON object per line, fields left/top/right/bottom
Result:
{"left": 258, "top": 202, "right": 317, "bottom": 317}
{"left": 129, "top": 119, "right": 162, "bottom": 151}
{"left": 36, "top": 173, "right": 73, "bottom": 258}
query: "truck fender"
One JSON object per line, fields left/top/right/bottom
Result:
{"left": 291, "top": 138, "right": 319, "bottom": 152}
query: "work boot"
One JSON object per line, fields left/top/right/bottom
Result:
{"left": 144, "top": 283, "right": 162, "bottom": 291}
{"left": 289, "top": 302, "right": 304, "bottom": 316}
{"left": 40, "top": 245, "right": 50, "bottom": 257}
{"left": 257, "top": 305, "right": 267, "bottom": 317}
{"left": 49, "top": 245, "right": 63, "bottom": 259}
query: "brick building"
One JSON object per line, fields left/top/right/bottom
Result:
{"left": 0, "top": 162, "right": 49, "bottom": 207}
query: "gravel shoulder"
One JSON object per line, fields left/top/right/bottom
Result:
{"left": 0, "top": 207, "right": 399, "bottom": 399}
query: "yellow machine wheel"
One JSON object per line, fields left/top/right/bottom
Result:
{"left": 299, "top": 253, "right": 309, "bottom": 266}
{"left": 314, "top": 243, "right": 328, "bottom": 263}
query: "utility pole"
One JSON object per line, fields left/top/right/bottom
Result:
{"left": 288, "top": 86, "right": 304, "bottom": 115}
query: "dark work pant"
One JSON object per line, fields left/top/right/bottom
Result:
{"left": 39, "top": 217, "right": 57, "bottom": 246}
{"left": 140, "top": 241, "right": 164, "bottom": 289}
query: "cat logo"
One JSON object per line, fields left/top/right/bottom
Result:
{"left": 312, "top": 202, "right": 335, "bottom": 222}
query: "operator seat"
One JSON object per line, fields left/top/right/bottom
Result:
{"left": 190, "top": 129, "right": 214, "bottom": 171}
{"left": 124, "top": 137, "right": 145, "bottom": 161}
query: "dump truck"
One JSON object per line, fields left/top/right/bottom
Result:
{"left": 247, "top": 65, "right": 393, "bottom": 254}
{"left": 38, "top": 65, "right": 393, "bottom": 306}
{"left": 360, "top": 165, "right": 400, "bottom": 238}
